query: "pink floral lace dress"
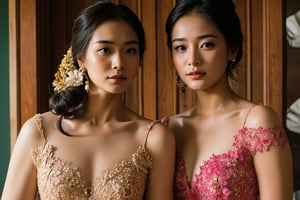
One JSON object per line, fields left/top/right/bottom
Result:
{"left": 173, "top": 119, "right": 288, "bottom": 200}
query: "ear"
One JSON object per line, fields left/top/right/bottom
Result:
{"left": 77, "top": 57, "right": 85, "bottom": 69}
{"left": 228, "top": 47, "right": 238, "bottom": 61}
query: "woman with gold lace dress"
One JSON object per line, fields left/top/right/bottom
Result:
{"left": 1, "top": 1, "right": 175, "bottom": 199}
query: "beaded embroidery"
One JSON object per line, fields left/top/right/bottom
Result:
{"left": 32, "top": 114, "right": 153, "bottom": 199}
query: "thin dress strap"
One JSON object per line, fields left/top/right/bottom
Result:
{"left": 242, "top": 105, "right": 257, "bottom": 128}
{"left": 34, "top": 114, "right": 46, "bottom": 145}
{"left": 143, "top": 120, "right": 160, "bottom": 148}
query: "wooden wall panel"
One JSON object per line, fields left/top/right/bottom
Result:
{"left": 37, "top": 0, "right": 51, "bottom": 114}
{"left": 140, "top": 0, "right": 157, "bottom": 119}
{"left": 250, "top": 0, "right": 264, "bottom": 105}
{"left": 246, "top": 0, "right": 284, "bottom": 117}
{"left": 9, "top": 0, "right": 19, "bottom": 151}
{"left": 156, "top": 0, "right": 177, "bottom": 118}
{"left": 19, "top": 0, "right": 37, "bottom": 125}
{"left": 262, "top": 0, "right": 283, "bottom": 116}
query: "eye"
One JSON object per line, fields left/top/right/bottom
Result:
{"left": 173, "top": 45, "right": 186, "bottom": 52}
{"left": 125, "top": 48, "right": 138, "bottom": 55}
{"left": 98, "top": 48, "right": 111, "bottom": 54}
{"left": 200, "top": 42, "right": 215, "bottom": 49}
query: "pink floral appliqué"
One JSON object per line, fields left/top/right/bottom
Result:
{"left": 174, "top": 126, "right": 288, "bottom": 200}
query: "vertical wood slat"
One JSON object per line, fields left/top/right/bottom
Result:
{"left": 20, "top": 0, "right": 37, "bottom": 125}
{"left": 137, "top": 0, "right": 143, "bottom": 117}
{"left": 9, "top": 0, "right": 19, "bottom": 152}
{"left": 250, "top": 0, "right": 264, "bottom": 105}
{"left": 262, "top": 0, "right": 270, "bottom": 107}
{"left": 141, "top": 0, "right": 157, "bottom": 120}
{"left": 262, "top": 0, "right": 283, "bottom": 117}
{"left": 245, "top": 0, "right": 252, "bottom": 101}
{"left": 156, "top": 0, "right": 176, "bottom": 119}
{"left": 37, "top": 0, "right": 51, "bottom": 114}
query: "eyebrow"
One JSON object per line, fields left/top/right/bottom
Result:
{"left": 172, "top": 34, "right": 217, "bottom": 43}
{"left": 94, "top": 40, "right": 139, "bottom": 45}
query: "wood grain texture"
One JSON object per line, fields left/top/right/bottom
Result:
{"left": 19, "top": 0, "right": 37, "bottom": 124}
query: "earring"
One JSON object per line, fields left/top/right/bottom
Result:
{"left": 83, "top": 68, "right": 89, "bottom": 92}
{"left": 176, "top": 75, "right": 186, "bottom": 94}
{"left": 176, "top": 75, "right": 188, "bottom": 109}
{"left": 231, "top": 58, "right": 236, "bottom": 65}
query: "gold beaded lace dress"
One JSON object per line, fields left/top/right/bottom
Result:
{"left": 32, "top": 114, "right": 154, "bottom": 200}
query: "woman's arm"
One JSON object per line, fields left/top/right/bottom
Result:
{"left": 1, "top": 117, "right": 41, "bottom": 200}
{"left": 144, "top": 123, "right": 175, "bottom": 200}
{"left": 250, "top": 106, "right": 293, "bottom": 200}
{"left": 254, "top": 144, "right": 293, "bottom": 200}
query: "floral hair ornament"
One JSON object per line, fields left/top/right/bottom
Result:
{"left": 52, "top": 47, "right": 88, "bottom": 94}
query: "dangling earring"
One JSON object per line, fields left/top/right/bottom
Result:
{"left": 227, "top": 58, "right": 237, "bottom": 77}
{"left": 176, "top": 74, "right": 186, "bottom": 93}
{"left": 228, "top": 58, "right": 238, "bottom": 88}
{"left": 176, "top": 75, "right": 188, "bottom": 109}
{"left": 82, "top": 68, "right": 89, "bottom": 92}
{"left": 231, "top": 58, "right": 236, "bottom": 66}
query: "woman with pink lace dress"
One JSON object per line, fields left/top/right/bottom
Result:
{"left": 164, "top": 0, "right": 293, "bottom": 199}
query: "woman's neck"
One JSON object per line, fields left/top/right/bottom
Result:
{"left": 83, "top": 92, "right": 128, "bottom": 124}
{"left": 193, "top": 86, "right": 239, "bottom": 116}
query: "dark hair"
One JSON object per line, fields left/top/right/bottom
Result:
{"left": 49, "top": 1, "right": 145, "bottom": 134}
{"left": 165, "top": 0, "right": 243, "bottom": 79}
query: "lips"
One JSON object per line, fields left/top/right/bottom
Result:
{"left": 186, "top": 71, "right": 206, "bottom": 80}
{"left": 108, "top": 74, "right": 127, "bottom": 80}
{"left": 107, "top": 74, "right": 127, "bottom": 83}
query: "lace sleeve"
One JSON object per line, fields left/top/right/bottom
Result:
{"left": 234, "top": 126, "right": 288, "bottom": 154}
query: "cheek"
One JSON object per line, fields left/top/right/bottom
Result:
{"left": 172, "top": 54, "right": 186, "bottom": 73}
{"left": 128, "top": 60, "right": 140, "bottom": 73}
{"left": 85, "top": 55, "right": 107, "bottom": 71}
{"left": 124, "top": 58, "right": 139, "bottom": 78}
{"left": 132, "top": 57, "right": 140, "bottom": 68}
{"left": 172, "top": 53, "right": 184, "bottom": 67}
{"left": 130, "top": 65, "right": 139, "bottom": 76}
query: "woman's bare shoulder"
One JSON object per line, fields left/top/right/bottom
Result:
{"left": 13, "top": 112, "right": 54, "bottom": 152}
{"left": 20, "top": 112, "right": 58, "bottom": 139}
{"left": 245, "top": 104, "right": 282, "bottom": 128}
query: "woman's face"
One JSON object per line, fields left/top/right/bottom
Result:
{"left": 171, "top": 13, "right": 234, "bottom": 91}
{"left": 78, "top": 20, "right": 140, "bottom": 94}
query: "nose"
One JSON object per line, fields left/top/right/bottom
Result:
{"left": 112, "top": 53, "right": 125, "bottom": 70}
{"left": 187, "top": 47, "right": 201, "bottom": 67}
